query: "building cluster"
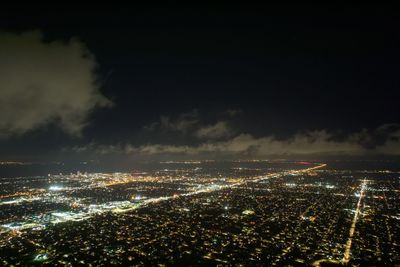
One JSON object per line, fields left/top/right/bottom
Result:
{"left": 0, "top": 162, "right": 399, "bottom": 265}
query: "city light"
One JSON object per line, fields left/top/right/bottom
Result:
{"left": 0, "top": 161, "right": 399, "bottom": 265}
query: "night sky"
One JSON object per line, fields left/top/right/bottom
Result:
{"left": 0, "top": 4, "right": 399, "bottom": 161}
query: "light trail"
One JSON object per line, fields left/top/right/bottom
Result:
{"left": 342, "top": 178, "right": 367, "bottom": 264}
{"left": 0, "top": 190, "right": 44, "bottom": 199}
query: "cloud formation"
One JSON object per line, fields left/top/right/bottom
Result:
{"left": 145, "top": 110, "right": 198, "bottom": 132}
{"left": 132, "top": 131, "right": 364, "bottom": 156}
{"left": 195, "top": 121, "right": 232, "bottom": 139}
{"left": 69, "top": 125, "right": 400, "bottom": 157}
{"left": 143, "top": 110, "right": 236, "bottom": 142}
{"left": 0, "top": 31, "right": 112, "bottom": 137}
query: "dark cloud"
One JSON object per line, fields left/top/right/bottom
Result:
{"left": 194, "top": 121, "right": 232, "bottom": 140}
{"left": 143, "top": 110, "right": 237, "bottom": 142}
{"left": 69, "top": 109, "right": 400, "bottom": 158}
{"left": 144, "top": 110, "right": 199, "bottom": 134}
{"left": 224, "top": 109, "right": 243, "bottom": 117}
{"left": 67, "top": 124, "right": 400, "bottom": 157}
{"left": 0, "top": 30, "right": 112, "bottom": 137}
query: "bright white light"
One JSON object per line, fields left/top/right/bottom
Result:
{"left": 49, "top": 185, "right": 63, "bottom": 191}
{"left": 33, "top": 253, "right": 49, "bottom": 262}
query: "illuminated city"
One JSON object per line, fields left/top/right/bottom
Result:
{"left": 0, "top": 161, "right": 399, "bottom": 265}
{"left": 1, "top": 3, "right": 400, "bottom": 266}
